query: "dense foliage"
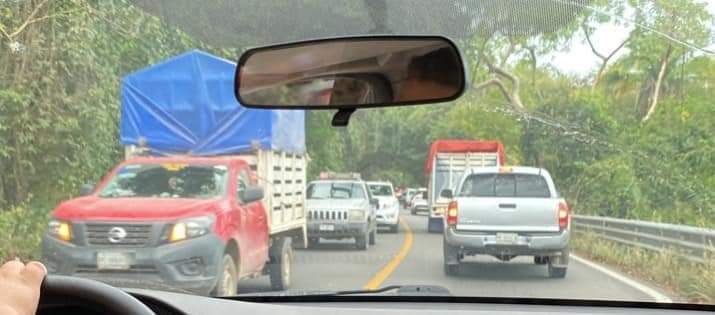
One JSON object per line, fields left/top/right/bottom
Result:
{"left": 305, "top": 0, "right": 715, "bottom": 226}
{"left": 0, "top": 0, "right": 228, "bottom": 209}
{"left": 1, "top": 0, "right": 714, "bottom": 229}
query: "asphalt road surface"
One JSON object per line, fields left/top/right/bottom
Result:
{"left": 240, "top": 208, "right": 668, "bottom": 302}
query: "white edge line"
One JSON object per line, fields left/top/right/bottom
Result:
{"left": 571, "top": 254, "right": 673, "bottom": 303}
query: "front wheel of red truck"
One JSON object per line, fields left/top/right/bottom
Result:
{"left": 269, "top": 237, "right": 293, "bottom": 290}
{"left": 213, "top": 254, "right": 238, "bottom": 297}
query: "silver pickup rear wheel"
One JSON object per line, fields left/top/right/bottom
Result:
{"left": 548, "top": 248, "right": 569, "bottom": 278}
{"left": 443, "top": 237, "right": 460, "bottom": 276}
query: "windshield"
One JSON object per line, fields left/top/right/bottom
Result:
{"left": 368, "top": 184, "right": 394, "bottom": 197}
{"left": 306, "top": 182, "right": 367, "bottom": 200}
{"left": 2, "top": 0, "right": 714, "bottom": 306}
{"left": 98, "top": 164, "right": 228, "bottom": 199}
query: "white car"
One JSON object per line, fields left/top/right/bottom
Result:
{"left": 410, "top": 189, "right": 429, "bottom": 215}
{"left": 367, "top": 181, "right": 400, "bottom": 233}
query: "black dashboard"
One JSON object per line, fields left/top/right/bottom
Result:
{"left": 38, "top": 288, "right": 715, "bottom": 315}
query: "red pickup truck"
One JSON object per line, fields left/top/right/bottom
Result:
{"left": 42, "top": 50, "right": 308, "bottom": 296}
{"left": 42, "top": 153, "right": 307, "bottom": 296}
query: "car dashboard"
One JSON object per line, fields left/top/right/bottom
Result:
{"left": 37, "top": 288, "right": 714, "bottom": 315}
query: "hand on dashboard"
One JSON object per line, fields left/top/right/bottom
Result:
{"left": 0, "top": 259, "right": 46, "bottom": 315}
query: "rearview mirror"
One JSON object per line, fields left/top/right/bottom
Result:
{"left": 235, "top": 36, "right": 465, "bottom": 109}
{"left": 79, "top": 184, "right": 94, "bottom": 196}
{"left": 440, "top": 189, "right": 453, "bottom": 199}
{"left": 242, "top": 186, "right": 265, "bottom": 203}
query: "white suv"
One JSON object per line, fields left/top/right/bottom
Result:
{"left": 367, "top": 181, "right": 400, "bottom": 233}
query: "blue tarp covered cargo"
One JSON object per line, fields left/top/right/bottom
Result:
{"left": 120, "top": 50, "right": 305, "bottom": 155}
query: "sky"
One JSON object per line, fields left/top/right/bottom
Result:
{"left": 549, "top": 0, "right": 715, "bottom": 76}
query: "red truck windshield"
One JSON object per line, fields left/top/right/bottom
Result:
{"left": 98, "top": 163, "right": 229, "bottom": 199}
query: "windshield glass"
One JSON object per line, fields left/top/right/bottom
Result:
{"left": 306, "top": 182, "right": 366, "bottom": 199}
{"left": 368, "top": 184, "right": 393, "bottom": 197}
{"left": 98, "top": 164, "right": 228, "bottom": 199}
{"left": 2, "top": 0, "right": 714, "bottom": 306}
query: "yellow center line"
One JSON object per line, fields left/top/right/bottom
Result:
{"left": 363, "top": 217, "right": 414, "bottom": 290}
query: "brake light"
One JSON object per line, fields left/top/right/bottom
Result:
{"left": 558, "top": 200, "right": 570, "bottom": 231}
{"left": 447, "top": 201, "right": 458, "bottom": 226}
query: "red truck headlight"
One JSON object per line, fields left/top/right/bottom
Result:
{"left": 47, "top": 219, "right": 72, "bottom": 242}
{"left": 168, "top": 216, "right": 214, "bottom": 242}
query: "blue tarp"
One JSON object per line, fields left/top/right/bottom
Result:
{"left": 120, "top": 50, "right": 305, "bottom": 155}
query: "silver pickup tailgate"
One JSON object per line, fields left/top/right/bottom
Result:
{"left": 454, "top": 171, "right": 560, "bottom": 233}
{"left": 456, "top": 197, "right": 560, "bottom": 232}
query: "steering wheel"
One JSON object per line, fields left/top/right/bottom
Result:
{"left": 41, "top": 275, "right": 155, "bottom": 315}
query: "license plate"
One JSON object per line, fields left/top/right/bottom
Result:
{"left": 97, "top": 252, "right": 132, "bottom": 270}
{"left": 496, "top": 233, "right": 519, "bottom": 245}
{"left": 319, "top": 224, "right": 335, "bottom": 231}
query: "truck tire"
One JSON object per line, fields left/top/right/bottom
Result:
{"left": 548, "top": 248, "right": 569, "bottom": 278}
{"left": 356, "top": 230, "right": 369, "bottom": 250}
{"left": 269, "top": 238, "right": 293, "bottom": 290}
{"left": 534, "top": 256, "right": 548, "bottom": 265}
{"left": 369, "top": 227, "right": 377, "bottom": 245}
{"left": 548, "top": 265, "right": 567, "bottom": 278}
{"left": 444, "top": 262, "right": 459, "bottom": 276}
{"left": 443, "top": 238, "right": 460, "bottom": 276}
{"left": 212, "top": 254, "right": 238, "bottom": 296}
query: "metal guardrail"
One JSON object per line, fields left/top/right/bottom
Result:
{"left": 572, "top": 214, "right": 715, "bottom": 264}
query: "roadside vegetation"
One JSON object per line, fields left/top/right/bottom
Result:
{"left": 573, "top": 231, "right": 715, "bottom": 303}
{"left": 0, "top": 203, "right": 48, "bottom": 261}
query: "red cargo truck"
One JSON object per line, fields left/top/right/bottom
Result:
{"left": 424, "top": 140, "right": 505, "bottom": 233}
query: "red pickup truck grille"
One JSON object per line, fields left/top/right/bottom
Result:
{"left": 84, "top": 223, "right": 153, "bottom": 247}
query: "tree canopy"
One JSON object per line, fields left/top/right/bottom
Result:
{"left": 1, "top": 0, "right": 714, "bottom": 226}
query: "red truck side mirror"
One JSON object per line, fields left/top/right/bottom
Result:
{"left": 242, "top": 186, "right": 265, "bottom": 203}
{"left": 79, "top": 184, "right": 95, "bottom": 196}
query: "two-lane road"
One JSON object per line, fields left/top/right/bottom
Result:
{"left": 240, "top": 209, "right": 668, "bottom": 302}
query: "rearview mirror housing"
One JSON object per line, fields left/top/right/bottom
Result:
{"left": 235, "top": 36, "right": 466, "bottom": 110}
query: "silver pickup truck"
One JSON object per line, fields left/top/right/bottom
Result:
{"left": 441, "top": 167, "right": 571, "bottom": 278}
